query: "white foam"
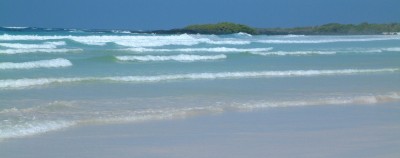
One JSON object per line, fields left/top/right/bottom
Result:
{"left": 235, "top": 32, "right": 253, "bottom": 37}
{"left": 344, "top": 49, "right": 384, "bottom": 53}
{"left": 311, "top": 47, "right": 400, "bottom": 54}
{"left": 0, "top": 41, "right": 78, "bottom": 54}
{"left": 236, "top": 92, "right": 400, "bottom": 110}
{"left": 0, "top": 78, "right": 85, "bottom": 89}
{"left": 282, "top": 34, "right": 306, "bottom": 38}
{"left": 383, "top": 47, "right": 400, "bottom": 52}
{"left": 0, "top": 58, "right": 72, "bottom": 70}
{"left": 0, "top": 48, "right": 82, "bottom": 54}
{"left": 1, "top": 92, "right": 399, "bottom": 140}
{"left": 125, "top": 47, "right": 273, "bottom": 52}
{"left": 111, "top": 30, "right": 131, "bottom": 34}
{"left": 0, "top": 106, "right": 223, "bottom": 139}
{"left": 2, "top": 26, "right": 28, "bottom": 29}
{"left": 116, "top": 54, "right": 226, "bottom": 62}
{"left": 258, "top": 36, "right": 400, "bottom": 44}
{"left": 0, "top": 120, "right": 76, "bottom": 139}
{"left": 204, "top": 40, "right": 251, "bottom": 45}
{"left": 83, "top": 106, "right": 224, "bottom": 124}
{"left": 1, "top": 68, "right": 397, "bottom": 89}
{"left": 250, "top": 51, "right": 336, "bottom": 56}
{"left": 0, "top": 34, "right": 250, "bottom": 47}
{"left": 0, "top": 34, "right": 64, "bottom": 41}
{"left": 0, "top": 41, "right": 65, "bottom": 49}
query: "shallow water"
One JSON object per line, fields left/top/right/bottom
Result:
{"left": 1, "top": 27, "right": 400, "bottom": 140}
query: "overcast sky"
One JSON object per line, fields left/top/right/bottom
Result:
{"left": 1, "top": 0, "right": 399, "bottom": 30}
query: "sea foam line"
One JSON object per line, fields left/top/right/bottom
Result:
{"left": 0, "top": 48, "right": 82, "bottom": 54}
{"left": 250, "top": 51, "right": 336, "bottom": 56}
{"left": 116, "top": 54, "right": 227, "bottom": 62}
{"left": 236, "top": 92, "right": 400, "bottom": 110}
{"left": 257, "top": 36, "right": 400, "bottom": 44}
{"left": 0, "top": 68, "right": 398, "bottom": 89}
{"left": 0, "top": 41, "right": 65, "bottom": 49}
{"left": 1, "top": 92, "right": 399, "bottom": 140}
{"left": 0, "top": 120, "right": 76, "bottom": 140}
{"left": 1, "top": 26, "right": 29, "bottom": 29}
{"left": 125, "top": 47, "right": 273, "bottom": 52}
{"left": 0, "top": 34, "right": 250, "bottom": 47}
{"left": 0, "top": 58, "right": 72, "bottom": 70}
{"left": 249, "top": 47, "right": 400, "bottom": 56}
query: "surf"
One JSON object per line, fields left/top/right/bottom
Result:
{"left": 1, "top": 92, "right": 399, "bottom": 140}
{"left": 1, "top": 68, "right": 398, "bottom": 89}
{"left": 124, "top": 47, "right": 273, "bottom": 52}
{"left": 0, "top": 58, "right": 72, "bottom": 70}
{"left": 115, "top": 54, "right": 227, "bottom": 62}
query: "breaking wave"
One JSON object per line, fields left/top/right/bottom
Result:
{"left": 0, "top": 58, "right": 72, "bottom": 70}
{"left": 0, "top": 68, "right": 397, "bottom": 89}
{"left": 0, "top": 48, "right": 82, "bottom": 54}
{"left": 0, "top": 41, "right": 65, "bottom": 49}
{"left": 384, "top": 47, "right": 400, "bottom": 52}
{"left": 250, "top": 51, "right": 336, "bottom": 56}
{"left": 258, "top": 36, "right": 400, "bottom": 44}
{"left": 249, "top": 47, "right": 400, "bottom": 56}
{"left": 0, "top": 120, "right": 76, "bottom": 139}
{"left": 115, "top": 54, "right": 226, "bottom": 62}
{"left": 2, "top": 26, "right": 29, "bottom": 29}
{"left": 125, "top": 47, "right": 273, "bottom": 52}
{"left": 0, "top": 34, "right": 250, "bottom": 47}
{"left": 0, "top": 41, "right": 81, "bottom": 54}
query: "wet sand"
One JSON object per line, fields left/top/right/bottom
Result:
{"left": 1, "top": 103, "right": 400, "bottom": 158}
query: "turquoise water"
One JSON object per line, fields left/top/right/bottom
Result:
{"left": 1, "top": 27, "right": 400, "bottom": 140}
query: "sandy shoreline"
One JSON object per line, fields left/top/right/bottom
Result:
{"left": 1, "top": 103, "right": 400, "bottom": 158}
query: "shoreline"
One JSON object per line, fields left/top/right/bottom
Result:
{"left": 1, "top": 103, "right": 400, "bottom": 158}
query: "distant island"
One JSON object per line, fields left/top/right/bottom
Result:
{"left": 150, "top": 22, "right": 256, "bottom": 35}
{"left": 2, "top": 22, "right": 400, "bottom": 35}
{"left": 145, "top": 22, "right": 400, "bottom": 35}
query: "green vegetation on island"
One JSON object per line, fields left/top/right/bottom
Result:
{"left": 146, "top": 22, "right": 400, "bottom": 35}
{"left": 184, "top": 22, "right": 256, "bottom": 34}
{"left": 257, "top": 23, "right": 400, "bottom": 35}
{"left": 150, "top": 22, "right": 256, "bottom": 35}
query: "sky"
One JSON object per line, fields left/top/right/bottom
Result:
{"left": 1, "top": 0, "right": 400, "bottom": 30}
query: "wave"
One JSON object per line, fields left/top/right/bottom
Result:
{"left": 336, "top": 47, "right": 400, "bottom": 53}
{"left": 0, "top": 58, "right": 72, "bottom": 70}
{"left": 115, "top": 54, "right": 227, "bottom": 62}
{"left": 0, "top": 41, "right": 77, "bottom": 54}
{"left": 235, "top": 92, "right": 400, "bottom": 110}
{"left": 0, "top": 41, "right": 65, "bottom": 49}
{"left": 0, "top": 120, "right": 76, "bottom": 139}
{"left": 1, "top": 68, "right": 397, "bottom": 89}
{"left": 249, "top": 47, "right": 400, "bottom": 56}
{"left": 0, "top": 34, "right": 250, "bottom": 47}
{"left": 234, "top": 32, "right": 252, "bottom": 37}
{"left": 282, "top": 34, "right": 306, "bottom": 38}
{"left": 1, "top": 92, "right": 399, "bottom": 140}
{"left": 125, "top": 47, "right": 273, "bottom": 52}
{"left": 250, "top": 51, "right": 336, "bottom": 56}
{"left": 2, "top": 34, "right": 399, "bottom": 47}
{"left": 111, "top": 30, "right": 131, "bottom": 34}
{"left": 1, "top": 26, "right": 29, "bottom": 29}
{"left": 0, "top": 48, "right": 82, "bottom": 54}
{"left": 384, "top": 47, "right": 400, "bottom": 52}
{"left": 258, "top": 36, "right": 400, "bottom": 44}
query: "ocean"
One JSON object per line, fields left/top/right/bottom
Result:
{"left": 1, "top": 27, "right": 400, "bottom": 142}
